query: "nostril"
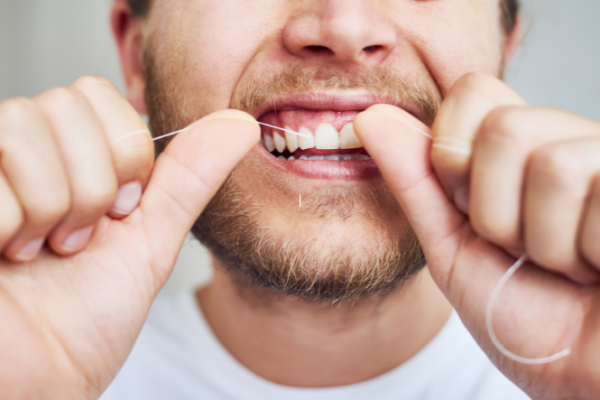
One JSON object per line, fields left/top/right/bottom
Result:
{"left": 305, "top": 45, "right": 334, "bottom": 55}
{"left": 363, "top": 45, "right": 380, "bottom": 54}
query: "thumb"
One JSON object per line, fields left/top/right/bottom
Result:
{"left": 354, "top": 105, "right": 468, "bottom": 281}
{"left": 138, "top": 109, "right": 260, "bottom": 263}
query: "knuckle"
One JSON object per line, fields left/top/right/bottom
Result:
{"left": 25, "top": 191, "right": 71, "bottom": 228}
{"left": 0, "top": 97, "right": 38, "bottom": 130}
{"left": 113, "top": 134, "right": 155, "bottom": 175}
{"left": 71, "top": 75, "right": 114, "bottom": 94}
{"left": 39, "top": 87, "right": 84, "bottom": 114}
{"left": 529, "top": 145, "right": 584, "bottom": 189}
{"left": 73, "top": 180, "right": 118, "bottom": 215}
{"left": 479, "top": 106, "right": 528, "bottom": 144}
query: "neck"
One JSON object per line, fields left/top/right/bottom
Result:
{"left": 196, "top": 258, "right": 452, "bottom": 388}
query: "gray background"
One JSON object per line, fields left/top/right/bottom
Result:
{"left": 1, "top": 0, "right": 599, "bottom": 292}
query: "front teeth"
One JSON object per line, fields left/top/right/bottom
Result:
{"left": 298, "top": 127, "right": 314, "bottom": 150}
{"left": 273, "top": 131, "right": 286, "bottom": 153}
{"left": 262, "top": 121, "right": 365, "bottom": 155}
{"left": 340, "top": 123, "right": 362, "bottom": 149}
{"left": 285, "top": 126, "right": 299, "bottom": 153}
{"left": 315, "top": 123, "right": 340, "bottom": 150}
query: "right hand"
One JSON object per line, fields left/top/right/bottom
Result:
{"left": 0, "top": 76, "right": 259, "bottom": 399}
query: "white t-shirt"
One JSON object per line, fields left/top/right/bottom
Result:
{"left": 101, "top": 290, "right": 529, "bottom": 400}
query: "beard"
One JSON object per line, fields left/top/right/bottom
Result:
{"left": 144, "top": 45, "right": 438, "bottom": 303}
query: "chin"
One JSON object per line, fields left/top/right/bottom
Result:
{"left": 192, "top": 157, "right": 426, "bottom": 303}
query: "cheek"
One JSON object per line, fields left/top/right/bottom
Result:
{"left": 151, "top": 0, "right": 283, "bottom": 115}
{"left": 397, "top": 0, "right": 503, "bottom": 95}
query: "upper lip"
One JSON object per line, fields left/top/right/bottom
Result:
{"left": 248, "top": 92, "right": 426, "bottom": 124}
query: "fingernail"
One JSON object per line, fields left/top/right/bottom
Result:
{"left": 15, "top": 238, "right": 45, "bottom": 261}
{"left": 62, "top": 226, "right": 94, "bottom": 253}
{"left": 454, "top": 188, "right": 470, "bottom": 214}
{"left": 112, "top": 182, "right": 142, "bottom": 216}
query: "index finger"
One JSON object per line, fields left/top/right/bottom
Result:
{"left": 71, "top": 76, "right": 155, "bottom": 190}
{"left": 431, "top": 73, "right": 526, "bottom": 213}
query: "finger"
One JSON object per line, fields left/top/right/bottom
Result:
{"left": 581, "top": 174, "right": 600, "bottom": 269}
{"left": 524, "top": 137, "right": 600, "bottom": 283}
{"left": 471, "top": 107, "right": 600, "bottom": 251}
{"left": 0, "top": 170, "right": 24, "bottom": 249}
{"left": 71, "top": 76, "right": 154, "bottom": 218}
{"left": 431, "top": 73, "right": 526, "bottom": 213}
{"left": 354, "top": 104, "right": 468, "bottom": 288}
{"left": 0, "top": 98, "right": 71, "bottom": 261}
{"left": 137, "top": 109, "right": 260, "bottom": 271}
{"left": 34, "top": 88, "right": 118, "bottom": 255}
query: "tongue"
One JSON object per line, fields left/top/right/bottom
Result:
{"left": 259, "top": 109, "right": 359, "bottom": 132}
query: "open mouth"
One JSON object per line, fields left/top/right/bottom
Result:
{"left": 250, "top": 94, "right": 417, "bottom": 180}
{"left": 259, "top": 110, "right": 371, "bottom": 161}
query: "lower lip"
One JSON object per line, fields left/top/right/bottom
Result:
{"left": 256, "top": 144, "right": 380, "bottom": 181}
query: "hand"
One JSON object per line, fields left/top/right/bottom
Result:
{"left": 0, "top": 77, "right": 259, "bottom": 399}
{"left": 355, "top": 73, "right": 600, "bottom": 399}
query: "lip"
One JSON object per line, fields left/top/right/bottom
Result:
{"left": 256, "top": 143, "right": 380, "bottom": 181}
{"left": 248, "top": 92, "right": 426, "bottom": 124}
{"left": 246, "top": 92, "right": 421, "bottom": 182}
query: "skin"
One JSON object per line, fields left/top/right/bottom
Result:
{"left": 0, "top": 1, "right": 598, "bottom": 400}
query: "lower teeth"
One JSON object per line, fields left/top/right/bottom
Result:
{"left": 276, "top": 154, "right": 371, "bottom": 161}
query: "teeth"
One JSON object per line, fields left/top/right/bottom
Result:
{"left": 298, "top": 127, "right": 315, "bottom": 150}
{"left": 273, "top": 152, "right": 371, "bottom": 161}
{"left": 340, "top": 123, "right": 362, "bottom": 149}
{"left": 264, "top": 134, "right": 275, "bottom": 152}
{"left": 285, "top": 126, "right": 299, "bottom": 153}
{"left": 315, "top": 123, "right": 340, "bottom": 150}
{"left": 273, "top": 131, "right": 286, "bottom": 153}
{"left": 263, "top": 121, "right": 365, "bottom": 157}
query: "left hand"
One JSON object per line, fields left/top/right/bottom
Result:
{"left": 355, "top": 73, "right": 600, "bottom": 400}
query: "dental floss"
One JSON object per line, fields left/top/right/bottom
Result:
{"left": 432, "top": 137, "right": 473, "bottom": 155}
{"left": 255, "top": 121, "right": 312, "bottom": 139}
{"left": 486, "top": 253, "right": 571, "bottom": 365}
{"left": 119, "top": 114, "right": 572, "bottom": 366}
{"left": 110, "top": 119, "right": 311, "bottom": 147}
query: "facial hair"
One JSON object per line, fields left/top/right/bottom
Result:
{"left": 144, "top": 45, "right": 439, "bottom": 303}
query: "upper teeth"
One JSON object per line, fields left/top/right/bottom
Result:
{"left": 265, "top": 122, "right": 363, "bottom": 153}
{"left": 273, "top": 131, "right": 286, "bottom": 153}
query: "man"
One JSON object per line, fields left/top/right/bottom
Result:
{"left": 0, "top": 0, "right": 599, "bottom": 398}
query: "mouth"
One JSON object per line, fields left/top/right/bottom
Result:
{"left": 251, "top": 93, "right": 420, "bottom": 181}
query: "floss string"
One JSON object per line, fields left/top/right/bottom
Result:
{"left": 485, "top": 253, "right": 571, "bottom": 365}
{"left": 110, "top": 118, "right": 311, "bottom": 147}
{"left": 117, "top": 114, "right": 572, "bottom": 365}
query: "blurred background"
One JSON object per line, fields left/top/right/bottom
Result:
{"left": 0, "top": 0, "right": 599, "bottom": 293}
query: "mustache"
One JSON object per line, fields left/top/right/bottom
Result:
{"left": 230, "top": 64, "right": 440, "bottom": 125}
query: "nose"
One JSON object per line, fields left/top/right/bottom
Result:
{"left": 283, "top": 0, "right": 397, "bottom": 66}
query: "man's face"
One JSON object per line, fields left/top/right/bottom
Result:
{"left": 142, "top": 0, "right": 505, "bottom": 301}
